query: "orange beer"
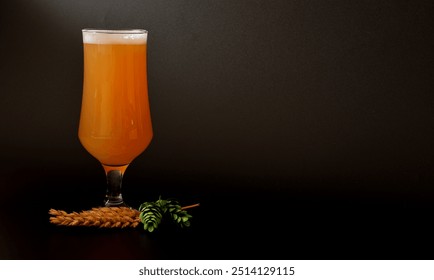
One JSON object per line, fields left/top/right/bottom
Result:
{"left": 79, "top": 30, "right": 152, "bottom": 167}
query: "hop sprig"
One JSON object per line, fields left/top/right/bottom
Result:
{"left": 138, "top": 197, "right": 193, "bottom": 232}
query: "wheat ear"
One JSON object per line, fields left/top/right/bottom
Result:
{"left": 49, "top": 207, "right": 141, "bottom": 228}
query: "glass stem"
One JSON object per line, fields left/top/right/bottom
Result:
{"left": 103, "top": 164, "right": 128, "bottom": 207}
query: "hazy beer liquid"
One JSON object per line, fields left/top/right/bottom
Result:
{"left": 79, "top": 32, "right": 153, "bottom": 166}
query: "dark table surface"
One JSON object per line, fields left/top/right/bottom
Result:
{"left": 1, "top": 163, "right": 434, "bottom": 260}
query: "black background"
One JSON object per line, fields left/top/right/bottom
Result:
{"left": 0, "top": 0, "right": 434, "bottom": 259}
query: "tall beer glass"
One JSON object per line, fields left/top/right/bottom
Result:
{"left": 79, "top": 29, "right": 153, "bottom": 206}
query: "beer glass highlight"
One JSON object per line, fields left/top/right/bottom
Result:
{"left": 79, "top": 29, "right": 153, "bottom": 206}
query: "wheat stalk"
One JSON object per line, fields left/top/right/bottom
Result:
{"left": 49, "top": 207, "right": 141, "bottom": 228}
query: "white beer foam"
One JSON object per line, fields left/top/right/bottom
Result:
{"left": 82, "top": 29, "right": 147, "bottom": 44}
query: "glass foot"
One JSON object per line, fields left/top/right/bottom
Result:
{"left": 104, "top": 196, "right": 127, "bottom": 207}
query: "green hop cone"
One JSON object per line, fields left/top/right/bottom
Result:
{"left": 138, "top": 201, "right": 163, "bottom": 232}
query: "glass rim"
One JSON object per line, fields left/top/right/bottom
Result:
{"left": 82, "top": 29, "right": 148, "bottom": 34}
